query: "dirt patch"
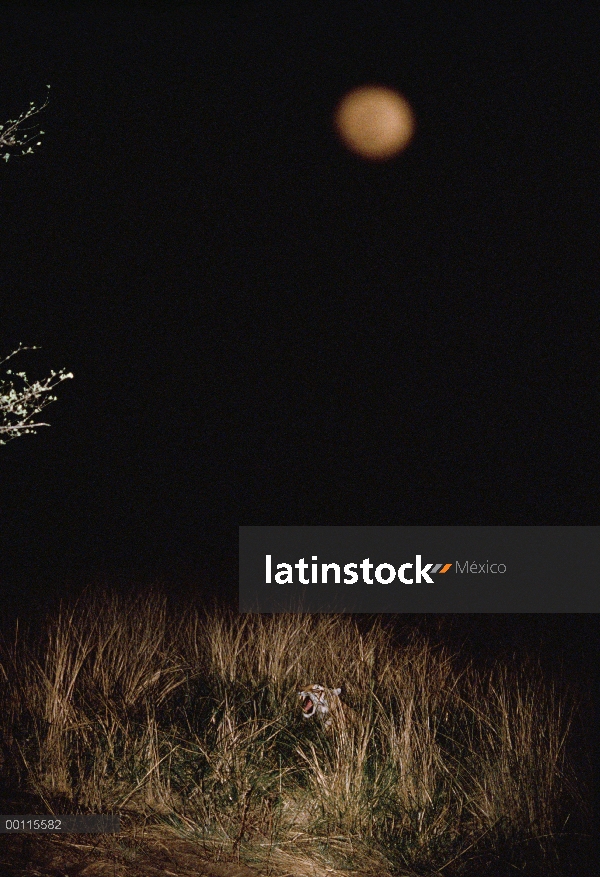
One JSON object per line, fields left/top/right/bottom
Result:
{"left": 0, "top": 823, "right": 264, "bottom": 877}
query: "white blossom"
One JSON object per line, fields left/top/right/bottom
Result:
{"left": 0, "top": 343, "right": 73, "bottom": 445}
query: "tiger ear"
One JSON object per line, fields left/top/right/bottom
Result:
{"left": 333, "top": 688, "right": 342, "bottom": 696}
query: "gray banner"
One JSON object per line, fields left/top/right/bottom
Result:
{"left": 239, "top": 526, "right": 600, "bottom": 612}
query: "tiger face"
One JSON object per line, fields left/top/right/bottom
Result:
{"left": 298, "top": 684, "right": 356, "bottom": 732}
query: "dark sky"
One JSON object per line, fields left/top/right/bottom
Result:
{"left": 1, "top": 3, "right": 599, "bottom": 619}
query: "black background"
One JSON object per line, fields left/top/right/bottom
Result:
{"left": 0, "top": 2, "right": 598, "bottom": 736}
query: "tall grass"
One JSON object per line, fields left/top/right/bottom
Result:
{"left": 0, "top": 587, "right": 591, "bottom": 876}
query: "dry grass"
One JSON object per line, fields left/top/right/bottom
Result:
{"left": 0, "top": 586, "right": 592, "bottom": 876}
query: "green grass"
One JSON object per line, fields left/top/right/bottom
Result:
{"left": 0, "top": 586, "right": 592, "bottom": 876}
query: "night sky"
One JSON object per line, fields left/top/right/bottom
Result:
{"left": 1, "top": 4, "right": 599, "bottom": 628}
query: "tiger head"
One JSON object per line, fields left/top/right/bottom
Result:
{"left": 298, "top": 684, "right": 343, "bottom": 730}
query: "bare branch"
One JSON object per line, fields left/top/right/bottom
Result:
{"left": 1, "top": 84, "right": 51, "bottom": 162}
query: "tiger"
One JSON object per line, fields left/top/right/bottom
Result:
{"left": 298, "top": 684, "right": 359, "bottom": 734}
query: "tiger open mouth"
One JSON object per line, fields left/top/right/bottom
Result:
{"left": 302, "top": 695, "right": 316, "bottom": 715}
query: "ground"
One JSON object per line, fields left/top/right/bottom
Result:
{"left": 0, "top": 823, "right": 264, "bottom": 877}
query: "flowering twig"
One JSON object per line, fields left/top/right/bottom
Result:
{"left": 1, "top": 84, "right": 51, "bottom": 162}
{"left": 0, "top": 343, "right": 73, "bottom": 445}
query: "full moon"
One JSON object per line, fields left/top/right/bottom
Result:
{"left": 333, "top": 85, "right": 415, "bottom": 160}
